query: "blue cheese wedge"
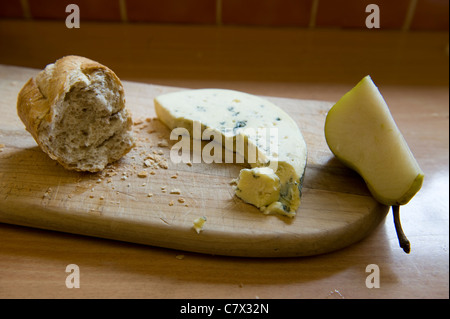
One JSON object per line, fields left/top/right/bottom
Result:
{"left": 154, "top": 89, "right": 307, "bottom": 217}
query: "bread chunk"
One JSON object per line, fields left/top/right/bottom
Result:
{"left": 17, "top": 56, "right": 135, "bottom": 172}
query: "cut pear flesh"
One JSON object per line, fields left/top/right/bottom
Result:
{"left": 325, "top": 76, "right": 424, "bottom": 206}
{"left": 154, "top": 89, "right": 307, "bottom": 217}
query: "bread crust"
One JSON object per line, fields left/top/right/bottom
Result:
{"left": 17, "top": 55, "right": 134, "bottom": 172}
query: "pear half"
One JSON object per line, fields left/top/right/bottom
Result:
{"left": 325, "top": 75, "right": 424, "bottom": 206}
{"left": 324, "top": 76, "right": 424, "bottom": 253}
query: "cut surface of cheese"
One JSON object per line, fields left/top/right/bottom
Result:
{"left": 154, "top": 89, "right": 307, "bottom": 217}
{"left": 235, "top": 167, "right": 281, "bottom": 208}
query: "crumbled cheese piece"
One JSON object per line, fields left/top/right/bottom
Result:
{"left": 193, "top": 216, "right": 207, "bottom": 234}
{"left": 235, "top": 167, "right": 281, "bottom": 208}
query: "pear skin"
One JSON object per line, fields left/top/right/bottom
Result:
{"left": 325, "top": 75, "right": 424, "bottom": 253}
{"left": 325, "top": 75, "right": 424, "bottom": 206}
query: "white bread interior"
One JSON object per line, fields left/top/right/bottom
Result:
{"left": 17, "top": 55, "right": 135, "bottom": 172}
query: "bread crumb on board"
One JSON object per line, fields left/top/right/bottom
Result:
{"left": 137, "top": 170, "right": 148, "bottom": 178}
{"left": 157, "top": 139, "right": 169, "bottom": 147}
{"left": 143, "top": 153, "right": 168, "bottom": 170}
{"left": 42, "top": 187, "right": 52, "bottom": 199}
{"left": 60, "top": 117, "right": 194, "bottom": 211}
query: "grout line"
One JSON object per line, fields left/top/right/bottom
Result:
{"left": 216, "top": 0, "right": 222, "bottom": 26}
{"left": 402, "top": 0, "right": 418, "bottom": 31}
{"left": 20, "top": 0, "right": 31, "bottom": 19}
{"left": 309, "top": 0, "right": 319, "bottom": 28}
{"left": 119, "top": 0, "right": 128, "bottom": 22}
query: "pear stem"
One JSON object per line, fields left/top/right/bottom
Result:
{"left": 392, "top": 205, "right": 410, "bottom": 254}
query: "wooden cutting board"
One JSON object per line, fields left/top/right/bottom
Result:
{"left": 0, "top": 64, "right": 389, "bottom": 257}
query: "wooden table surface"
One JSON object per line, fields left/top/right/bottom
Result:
{"left": 0, "top": 20, "right": 448, "bottom": 299}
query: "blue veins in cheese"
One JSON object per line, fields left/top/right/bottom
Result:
{"left": 154, "top": 89, "right": 307, "bottom": 217}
